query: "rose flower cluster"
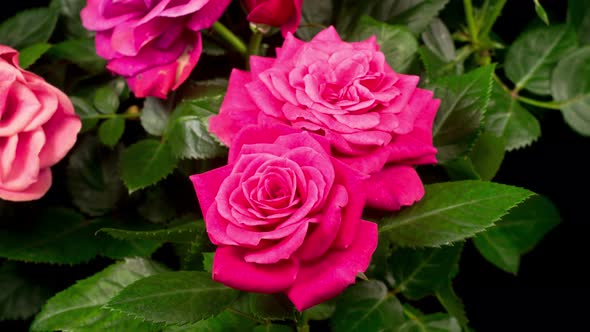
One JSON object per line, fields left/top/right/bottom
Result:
{"left": 193, "top": 28, "right": 439, "bottom": 310}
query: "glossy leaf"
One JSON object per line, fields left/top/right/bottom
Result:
{"left": 106, "top": 271, "right": 240, "bottom": 325}
{"left": 391, "top": 245, "right": 462, "bottom": 299}
{"left": 505, "top": 24, "right": 578, "bottom": 95}
{"left": 435, "top": 283, "right": 469, "bottom": 330}
{"left": 120, "top": 139, "right": 178, "bottom": 193}
{"left": 18, "top": 42, "right": 51, "bottom": 69}
{"left": 379, "top": 181, "right": 534, "bottom": 247}
{"left": 429, "top": 65, "right": 495, "bottom": 163}
{"left": 31, "top": 258, "right": 167, "bottom": 332}
{"left": 533, "top": 0, "right": 549, "bottom": 25}
{"left": 67, "top": 136, "right": 125, "bottom": 216}
{"left": 485, "top": 82, "right": 541, "bottom": 150}
{"left": 99, "top": 220, "right": 201, "bottom": 244}
{"left": 71, "top": 96, "right": 99, "bottom": 131}
{"left": 163, "top": 310, "right": 258, "bottom": 332}
{"left": 445, "top": 132, "right": 505, "bottom": 181}
{"left": 422, "top": 18, "right": 455, "bottom": 62}
{"left": 94, "top": 85, "right": 120, "bottom": 114}
{"left": 49, "top": 39, "right": 106, "bottom": 73}
{"left": 350, "top": 16, "right": 418, "bottom": 73}
{"left": 473, "top": 195, "right": 560, "bottom": 274}
{"left": 385, "top": 0, "right": 450, "bottom": 35}
{"left": 141, "top": 97, "right": 171, "bottom": 136}
{"left": 551, "top": 46, "right": 590, "bottom": 136}
{"left": 331, "top": 280, "right": 404, "bottom": 332}
{"left": 567, "top": 0, "right": 590, "bottom": 44}
{"left": 298, "top": 0, "right": 333, "bottom": 40}
{"left": 231, "top": 293, "right": 296, "bottom": 321}
{"left": 400, "top": 308, "right": 461, "bottom": 332}
{"left": 98, "top": 117, "right": 125, "bottom": 147}
{"left": 0, "top": 6, "right": 58, "bottom": 49}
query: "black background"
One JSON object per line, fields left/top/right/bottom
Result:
{"left": 1, "top": 0, "right": 589, "bottom": 331}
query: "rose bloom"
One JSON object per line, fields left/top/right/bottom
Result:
{"left": 0, "top": 46, "right": 81, "bottom": 201}
{"left": 243, "top": 0, "right": 302, "bottom": 36}
{"left": 210, "top": 26, "right": 440, "bottom": 211}
{"left": 81, "top": 0, "right": 231, "bottom": 98}
{"left": 191, "top": 125, "right": 377, "bottom": 310}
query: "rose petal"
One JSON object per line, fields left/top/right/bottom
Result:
{"left": 286, "top": 220, "right": 378, "bottom": 311}
{"left": 365, "top": 165, "right": 425, "bottom": 211}
{"left": 0, "top": 168, "right": 52, "bottom": 202}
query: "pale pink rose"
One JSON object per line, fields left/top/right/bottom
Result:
{"left": 81, "top": 0, "right": 231, "bottom": 98}
{"left": 0, "top": 46, "right": 81, "bottom": 201}
{"left": 210, "top": 26, "right": 440, "bottom": 211}
{"left": 191, "top": 125, "right": 378, "bottom": 310}
{"left": 243, "top": 0, "right": 303, "bottom": 36}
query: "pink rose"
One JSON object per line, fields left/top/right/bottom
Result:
{"left": 210, "top": 26, "right": 440, "bottom": 211}
{"left": 191, "top": 125, "right": 377, "bottom": 310}
{"left": 0, "top": 46, "right": 81, "bottom": 201}
{"left": 243, "top": 0, "right": 303, "bottom": 36}
{"left": 81, "top": 0, "right": 231, "bottom": 98}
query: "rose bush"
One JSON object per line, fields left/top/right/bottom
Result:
{"left": 210, "top": 27, "right": 440, "bottom": 211}
{"left": 81, "top": 0, "right": 231, "bottom": 98}
{"left": 243, "top": 0, "right": 303, "bottom": 35}
{"left": 0, "top": 46, "right": 81, "bottom": 201}
{"left": 191, "top": 125, "right": 378, "bottom": 310}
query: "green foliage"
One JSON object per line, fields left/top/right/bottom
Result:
{"left": 331, "top": 280, "right": 404, "bottom": 332}
{"left": 31, "top": 258, "right": 167, "bottom": 332}
{"left": 444, "top": 132, "right": 505, "bottom": 181}
{"left": 391, "top": 245, "right": 462, "bottom": 299}
{"left": 0, "top": 262, "right": 51, "bottom": 320}
{"left": 429, "top": 65, "right": 494, "bottom": 163}
{"left": 379, "top": 180, "right": 534, "bottom": 247}
{"left": 94, "top": 85, "right": 120, "bottom": 114}
{"left": 473, "top": 195, "right": 560, "bottom": 274}
{"left": 400, "top": 306, "right": 461, "bottom": 332}
{"left": 298, "top": 0, "right": 333, "bottom": 40}
{"left": 505, "top": 24, "right": 578, "bottom": 96}
{"left": 551, "top": 46, "right": 590, "bottom": 136}
{"left": 106, "top": 271, "right": 240, "bottom": 325}
{"left": 163, "top": 310, "right": 258, "bottom": 332}
{"left": 120, "top": 139, "right": 178, "bottom": 193}
{"left": 99, "top": 219, "right": 202, "bottom": 244}
{"left": 49, "top": 39, "right": 106, "bottom": 73}
{"left": 435, "top": 283, "right": 468, "bottom": 330}
{"left": 568, "top": 0, "right": 590, "bottom": 44}
{"left": 350, "top": 16, "right": 418, "bottom": 73}
{"left": 18, "top": 43, "right": 52, "bottom": 69}
{"left": 141, "top": 98, "right": 171, "bottom": 136}
{"left": 231, "top": 293, "right": 296, "bottom": 321}
{"left": 0, "top": 5, "right": 58, "bottom": 49}
{"left": 484, "top": 82, "right": 541, "bottom": 150}
{"left": 98, "top": 117, "right": 125, "bottom": 147}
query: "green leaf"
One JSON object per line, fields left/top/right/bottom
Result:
{"left": 178, "top": 79, "right": 227, "bottom": 102}
{"left": 400, "top": 308, "right": 461, "bottom": 332}
{"left": 551, "top": 46, "right": 590, "bottom": 136}
{"left": 163, "top": 310, "right": 257, "bottom": 332}
{"left": 418, "top": 46, "right": 463, "bottom": 81}
{"left": 505, "top": 24, "right": 578, "bottom": 95}
{"left": 391, "top": 245, "right": 462, "bottom": 299}
{"left": 106, "top": 271, "right": 240, "bottom": 325}
{"left": 485, "top": 82, "right": 541, "bottom": 150}
{"left": 298, "top": 0, "right": 333, "bottom": 40}
{"left": 379, "top": 180, "right": 534, "bottom": 247}
{"left": 167, "top": 101, "right": 226, "bottom": 160}
{"left": 422, "top": 18, "right": 455, "bottom": 62}
{"left": 49, "top": 39, "right": 107, "bottom": 73}
{"left": 18, "top": 42, "right": 51, "bottom": 69}
{"left": 429, "top": 65, "right": 495, "bottom": 163}
{"left": 533, "top": 0, "right": 549, "bottom": 25}
{"left": 99, "top": 220, "right": 201, "bottom": 244}
{"left": 477, "top": 0, "right": 509, "bottom": 38}
{"left": 567, "top": 0, "right": 590, "bottom": 44}
{"left": 96, "top": 218, "right": 162, "bottom": 259}
{"left": 231, "top": 293, "right": 296, "bottom": 321}
{"left": 71, "top": 96, "right": 99, "bottom": 131}
{"left": 0, "top": 208, "right": 104, "bottom": 264}
{"left": 435, "top": 283, "right": 468, "bottom": 330}
{"left": 141, "top": 97, "right": 171, "bottom": 136}
{"left": 349, "top": 16, "right": 418, "bottom": 73}
{"left": 303, "top": 303, "right": 335, "bottom": 321}
{"left": 331, "top": 280, "right": 404, "bottom": 332}
{"left": 120, "top": 139, "right": 178, "bottom": 193}
{"left": 31, "top": 258, "right": 167, "bottom": 332}
{"left": 202, "top": 39, "right": 227, "bottom": 56}
{"left": 67, "top": 135, "right": 125, "bottom": 216}
{"left": 444, "top": 132, "right": 505, "bottom": 181}
{"left": 473, "top": 195, "right": 560, "bottom": 274}
{"left": 98, "top": 117, "right": 125, "bottom": 147}
{"left": 0, "top": 6, "right": 58, "bottom": 49}
{"left": 202, "top": 252, "right": 214, "bottom": 273}
{"left": 94, "top": 85, "right": 120, "bottom": 114}
{"left": 386, "top": 0, "right": 450, "bottom": 35}
{"left": 58, "top": 0, "right": 92, "bottom": 38}
{"left": 0, "top": 262, "right": 51, "bottom": 320}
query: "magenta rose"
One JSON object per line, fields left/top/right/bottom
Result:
{"left": 81, "top": 0, "right": 230, "bottom": 98}
{"left": 210, "top": 26, "right": 440, "bottom": 211}
{"left": 191, "top": 125, "right": 377, "bottom": 310}
{"left": 243, "top": 0, "right": 303, "bottom": 36}
{"left": 0, "top": 46, "right": 81, "bottom": 201}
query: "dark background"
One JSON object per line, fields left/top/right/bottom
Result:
{"left": 2, "top": 1, "right": 589, "bottom": 331}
